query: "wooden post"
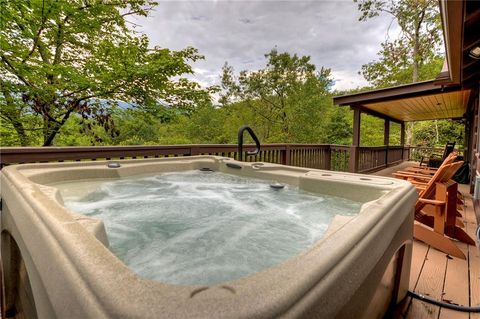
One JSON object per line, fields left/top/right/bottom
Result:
{"left": 384, "top": 119, "right": 390, "bottom": 146}
{"left": 384, "top": 119, "right": 390, "bottom": 166}
{"left": 444, "top": 180, "right": 458, "bottom": 234}
{"left": 433, "top": 182, "right": 447, "bottom": 234}
{"left": 325, "top": 146, "right": 332, "bottom": 170}
{"left": 349, "top": 107, "right": 361, "bottom": 173}
{"left": 285, "top": 145, "right": 291, "bottom": 165}
{"left": 400, "top": 122, "right": 405, "bottom": 145}
{"left": 400, "top": 122, "right": 406, "bottom": 160}
{"left": 281, "top": 145, "right": 291, "bottom": 166}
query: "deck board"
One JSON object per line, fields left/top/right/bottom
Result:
{"left": 392, "top": 242, "right": 430, "bottom": 318}
{"left": 466, "top": 197, "right": 480, "bottom": 319}
{"left": 438, "top": 240, "right": 469, "bottom": 319}
{"left": 407, "top": 247, "right": 448, "bottom": 319}
{"left": 410, "top": 242, "right": 430, "bottom": 289}
{"left": 470, "top": 242, "right": 480, "bottom": 319}
{"left": 438, "top": 197, "right": 470, "bottom": 319}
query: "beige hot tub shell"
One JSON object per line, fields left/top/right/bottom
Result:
{"left": 0, "top": 156, "right": 417, "bottom": 318}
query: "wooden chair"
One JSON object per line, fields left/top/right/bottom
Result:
{"left": 403, "top": 166, "right": 438, "bottom": 175}
{"left": 412, "top": 160, "right": 474, "bottom": 259}
{"left": 393, "top": 152, "right": 457, "bottom": 180}
{"left": 393, "top": 152, "right": 464, "bottom": 207}
{"left": 419, "top": 142, "right": 455, "bottom": 168}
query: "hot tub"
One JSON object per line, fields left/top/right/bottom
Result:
{"left": 0, "top": 156, "right": 417, "bottom": 318}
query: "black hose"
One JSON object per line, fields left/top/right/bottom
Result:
{"left": 407, "top": 290, "right": 480, "bottom": 312}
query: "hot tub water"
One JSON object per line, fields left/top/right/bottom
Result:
{"left": 59, "top": 170, "right": 361, "bottom": 285}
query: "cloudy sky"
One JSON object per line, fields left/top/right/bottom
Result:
{"left": 133, "top": 0, "right": 396, "bottom": 91}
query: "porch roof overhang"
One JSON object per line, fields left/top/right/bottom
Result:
{"left": 333, "top": 81, "right": 471, "bottom": 122}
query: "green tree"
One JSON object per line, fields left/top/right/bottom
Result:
{"left": 355, "top": 0, "right": 443, "bottom": 87}
{"left": 360, "top": 113, "right": 385, "bottom": 146}
{"left": 220, "top": 49, "right": 333, "bottom": 143}
{"left": 412, "top": 120, "right": 464, "bottom": 148}
{"left": 0, "top": 0, "right": 211, "bottom": 146}
{"left": 325, "top": 106, "right": 352, "bottom": 145}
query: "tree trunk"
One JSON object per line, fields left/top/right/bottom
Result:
{"left": 2, "top": 114, "right": 29, "bottom": 146}
{"left": 43, "top": 118, "right": 61, "bottom": 146}
{"left": 406, "top": 122, "right": 415, "bottom": 145}
{"left": 12, "top": 120, "right": 29, "bottom": 146}
{"left": 42, "top": 116, "right": 52, "bottom": 146}
{"left": 409, "top": 11, "right": 426, "bottom": 143}
{"left": 412, "top": 45, "right": 419, "bottom": 82}
{"left": 412, "top": 28, "right": 420, "bottom": 82}
{"left": 282, "top": 110, "right": 289, "bottom": 140}
{"left": 42, "top": 108, "right": 73, "bottom": 146}
{"left": 0, "top": 85, "right": 29, "bottom": 146}
{"left": 412, "top": 10, "right": 425, "bottom": 83}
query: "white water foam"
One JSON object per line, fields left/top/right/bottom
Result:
{"left": 60, "top": 170, "right": 361, "bottom": 285}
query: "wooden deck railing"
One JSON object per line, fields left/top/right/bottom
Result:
{"left": 0, "top": 144, "right": 415, "bottom": 173}
{"left": 357, "top": 145, "right": 409, "bottom": 173}
{"left": 0, "top": 144, "right": 332, "bottom": 170}
{"left": 330, "top": 145, "right": 351, "bottom": 172}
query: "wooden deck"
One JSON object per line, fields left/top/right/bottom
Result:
{"left": 375, "top": 164, "right": 480, "bottom": 319}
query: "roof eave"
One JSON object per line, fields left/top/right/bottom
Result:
{"left": 333, "top": 80, "right": 460, "bottom": 106}
{"left": 438, "top": 0, "right": 464, "bottom": 85}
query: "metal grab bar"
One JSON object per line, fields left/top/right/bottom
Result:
{"left": 237, "top": 125, "right": 261, "bottom": 161}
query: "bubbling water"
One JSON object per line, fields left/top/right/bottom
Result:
{"left": 61, "top": 170, "right": 361, "bottom": 285}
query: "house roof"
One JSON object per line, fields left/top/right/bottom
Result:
{"left": 333, "top": 0, "right": 480, "bottom": 123}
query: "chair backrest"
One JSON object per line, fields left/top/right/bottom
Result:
{"left": 415, "top": 162, "right": 463, "bottom": 213}
{"left": 441, "top": 142, "right": 456, "bottom": 161}
{"left": 415, "top": 152, "right": 461, "bottom": 212}
{"left": 419, "top": 161, "right": 463, "bottom": 199}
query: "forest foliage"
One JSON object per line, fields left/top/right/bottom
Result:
{"left": 0, "top": 0, "right": 465, "bottom": 148}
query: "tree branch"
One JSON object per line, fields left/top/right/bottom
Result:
{"left": 1, "top": 56, "right": 33, "bottom": 87}
{"left": 52, "top": 15, "right": 69, "bottom": 65}
{"left": 21, "top": 0, "right": 54, "bottom": 63}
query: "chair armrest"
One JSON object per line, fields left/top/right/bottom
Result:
{"left": 405, "top": 167, "right": 437, "bottom": 174}
{"left": 409, "top": 180, "right": 428, "bottom": 186}
{"left": 418, "top": 198, "right": 445, "bottom": 206}
{"left": 393, "top": 171, "right": 432, "bottom": 181}
{"left": 409, "top": 165, "right": 438, "bottom": 171}
{"left": 408, "top": 175, "right": 432, "bottom": 182}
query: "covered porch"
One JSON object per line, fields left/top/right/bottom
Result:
{"left": 333, "top": 79, "right": 472, "bottom": 180}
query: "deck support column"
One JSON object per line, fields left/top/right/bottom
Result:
{"left": 384, "top": 119, "right": 390, "bottom": 146}
{"left": 384, "top": 119, "right": 390, "bottom": 167}
{"left": 349, "top": 107, "right": 361, "bottom": 173}
{"left": 400, "top": 122, "right": 407, "bottom": 160}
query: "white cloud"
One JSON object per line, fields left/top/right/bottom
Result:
{"left": 132, "top": 0, "right": 394, "bottom": 91}
{"left": 331, "top": 70, "right": 369, "bottom": 91}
